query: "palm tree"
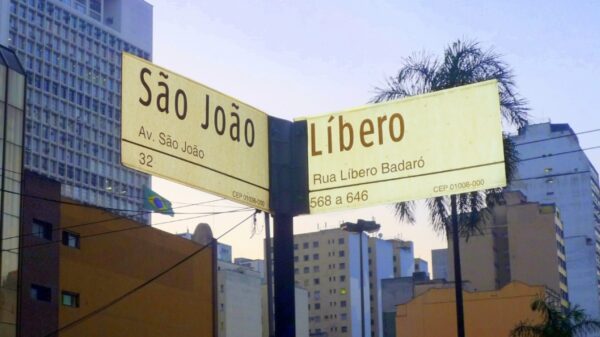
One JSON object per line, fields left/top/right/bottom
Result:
{"left": 511, "top": 298, "right": 600, "bottom": 337}
{"left": 373, "top": 39, "right": 528, "bottom": 233}
{"left": 373, "top": 39, "right": 529, "bottom": 337}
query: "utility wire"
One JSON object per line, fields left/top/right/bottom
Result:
{"left": 516, "top": 145, "right": 600, "bottom": 163}
{"left": 42, "top": 211, "right": 259, "bottom": 337}
{"left": 513, "top": 128, "right": 600, "bottom": 146}
{"left": 0, "top": 181, "right": 225, "bottom": 213}
{"left": 1, "top": 197, "right": 230, "bottom": 242}
{"left": 2, "top": 207, "right": 253, "bottom": 253}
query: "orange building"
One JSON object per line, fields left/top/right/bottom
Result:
{"left": 396, "top": 282, "right": 547, "bottom": 337}
{"left": 19, "top": 171, "right": 216, "bottom": 337}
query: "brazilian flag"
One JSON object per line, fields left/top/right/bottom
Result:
{"left": 143, "top": 186, "right": 174, "bottom": 217}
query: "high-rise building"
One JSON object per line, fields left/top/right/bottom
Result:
{"left": 413, "top": 258, "right": 429, "bottom": 280}
{"left": 367, "top": 236, "right": 394, "bottom": 337}
{"left": 388, "top": 239, "right": 414, "bottom": 277}
{"left": 0, "top": 44, "right": 26, "bottom": 336}
{"left": 509, "top": 122, "right": 600, "bottom": 320}
{"left": 292, "top": 228, "right": 371, "bottom": 337}
{"left": 446, "top": 191, "right": 569, "bottom": 307}
{"left": 0, "top": 0, "right": 153, "bottom": 222}
{"left": 290, "top": 225, "right": 397, "bottom": 337}
{"left": 431, "top": 249, "right": 448, "bottom": 280}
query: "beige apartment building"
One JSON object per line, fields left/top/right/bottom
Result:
{"left": 447, "top": 190, "right": 568, "bottom": 307}
{"left": 292, "top": 225, "right": 395, "bottom": 337}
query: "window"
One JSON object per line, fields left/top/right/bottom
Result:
{"left": 314, "top": 278, "right": 320, "bottom": 285}
{"left": 312, "top": 241, "right": 319, "bottom": 248}
{"left": 314, "top": 303, "right": 321, "bottom": 310}
{"left": 340, "top": 300, "right": 347, "bottom": 307}
{"left": 32, "top": 219, "right": 52, "bottom": 240}
{"left": 339, "top": 263, "right": 346, "bottom": 270}
{"left": 339, "top": 250, "right": 345, "bottom": 257}
{"left": 340, "top": 275, "right": 346, "bottom": 282}
{"left": 313, "top": 266, "right": 320, "bottom": 272}
{"left": 338, "top": 238, "right": 344, "bottom": 244}
{"left": 341, "top": 313, "right": 347, "bottom": 320}
{"left": 62, "top": 291, "right": 79, "bottom": 307}
{"left": 313, "top": 253, "right": 319, "bottom": 260}
{"left": 30, "top": 284, "right": 51, "bottom": 302}
{"left": 304, "top": 267, "right": 310, "bottom": 273}
{"left": 341, "top": 326, "right": 348, "bottom": 333}
{"left": 303, "top": 242, "right": 309, "bottom": 249}
{"left": 62, "top": 231, "right": 80, "bottom": 248}
{"left": 304, "top": 255, "right": 309, "bottom": 261}
{"left": 293, "top": 244, "right": 298, "bottom": 250}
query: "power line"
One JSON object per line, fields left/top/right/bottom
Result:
{"left": 513, "top": 128, "right": 600, "bottom": 146}
{"left": 512, "top": 170, "right": 591, "bottom": 182}
{"left": 1, "top": 197, "right": 232, "bottom": 243}
{"left": 516, "top": 145, "right": 600, "bottom": 163}
{"left": 0, "top": 181, "right": 226, "bottom": 213}
{"left": 43, "top": 210, "right": 259, "bottom": 337}
{"left": 2, "top": 207, "right": 253, "bottom": 253}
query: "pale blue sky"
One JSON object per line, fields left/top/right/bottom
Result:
{"left": 147, "top": 0, "right": 600, "bottom": 264}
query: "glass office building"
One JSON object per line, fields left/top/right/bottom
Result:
{"left": 0, "top": 44, "right": 25, "bottom": 336}
{"left": 0, "top": 0, "right": 153, "bottom": 222}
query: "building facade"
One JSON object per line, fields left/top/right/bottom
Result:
{"left": 235, "top": 257, "right": 266, "bottom": 280}
{"left": 510, "top": 122, "right": 600, "bottom": 320}
{"left": 218, "top": 261, "right": 262, "bottom": 337}
{"left": 395, "top": 282, "right": 547, "bottom": 337}
{"left": 20, "top": 171, "right": 216, "bottom": 337}
{"left": 447, "top": 191, "right": 569, "bottom": 307}
{"left": 388, "top": 240, "right": 414, "bottom": 277}
{"left": 413, "top": 258, "right": 429, "bottom": 280}
{"left": 0, "top": 0, "right": 153, "bottom": 221}
{"left": 431, "top": 249, "right": 448, "bottom": 280}
{"left": 292, "top": 228, "right": 372, "bottom": 337}
{"left": 367, "top": 237, "right": 394, "bottom": 337}
{"left": 291, "top": 226, "right": 399, "bottom": 337}
{"left": 0, "top": 44, "right": 25, "bottom": 336}
{"left": 261, "top": 285, "right": 309, "bottom": 337}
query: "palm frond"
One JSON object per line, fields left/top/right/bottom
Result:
{"left": 510, "top": 322, "right": 545, "bottom": 337}
{"left": 376, "top": 39, "right": 528, "bottom": 235}
{"left": 393, "top": 201, "right": 416, "bottom": 224}
{"left": 426, "top": 196, "right": 449, "bottom": 233}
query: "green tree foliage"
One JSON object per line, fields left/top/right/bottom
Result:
{"left": 372, "top": 39, "right": 528, "bottom": 235}
{"left": 511, "top": 298, "right": 600, "bottom": 337}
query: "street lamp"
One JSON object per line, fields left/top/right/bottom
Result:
{"left": 340, "top": 219, "right": 381, "bottom": 337}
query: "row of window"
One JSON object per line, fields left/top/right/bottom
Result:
{"left": 30, "top": 284, "right": 79, "bottom": 307}
{"left": 25, "top": 154, "right": 143, "bottom": 207}
{"left": 13, "top": 0, "right": 149, "bottom": 59}
{"left": 309, "top": 300, "right": 347, "bottom": 311}
{"left": 32, "top": 219, "right": 80, "bottom": 248}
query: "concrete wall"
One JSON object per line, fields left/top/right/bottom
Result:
{"left": 57, "top": 200, "right": 216, "bottom": 337}
{"left": 396, "top": 282, "right": 545, "bottom": 337}
{"left": 431, "top": 249, "right": 448, "bottom": 280}
{"left": 218, "top": 262, "right": 262, "bottom": 337}
{"left": 20, "top": 172, "right": 61, "bottom": 337}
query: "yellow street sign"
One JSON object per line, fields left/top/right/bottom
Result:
{"left": 299, "top": 80, "right": 506, "bottom": 214}
{"left": 121, "top": 53, "right": 270, "bottom": 211}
